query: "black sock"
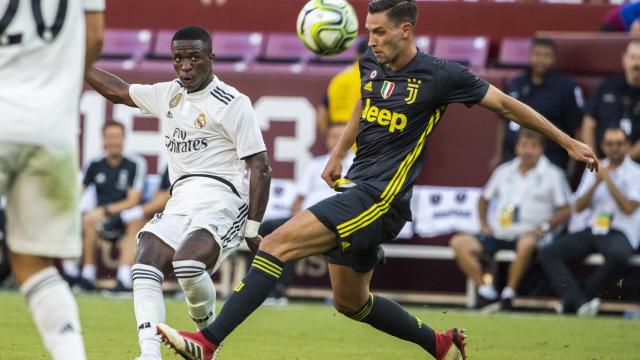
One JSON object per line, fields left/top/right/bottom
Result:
{"left": 346, "top": 294, "right": 436, "bottom": 357}
{"left": 201, "top": 251, "right": 284, "bottom": 345}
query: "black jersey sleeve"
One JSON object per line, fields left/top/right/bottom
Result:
{"left": 82, "top": 161, "right": 98, "bottom": 187}
{"left": 437, "top": 60, "right": 489, "bottom": 107}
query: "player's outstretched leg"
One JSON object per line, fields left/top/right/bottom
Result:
{"left": 11, "top": 253, "right": 86, "bottom": 360}
{"left": 133, "top": 233, "right": 174, "bottom": 360}
{"left": 329, "top": 263, "right": 467, "bottom": 360}
{"left": 158, "top": 211, "right": 336, "bottom": 359}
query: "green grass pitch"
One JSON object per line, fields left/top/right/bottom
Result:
{"left": 0, "top": 291, "right": 638, "bottom": 359}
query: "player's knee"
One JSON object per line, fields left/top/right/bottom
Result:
{"left": 259, "top": 232, "right": 290, "bottom": 261}
{"left": 450, "top": 234, "right": 474, "bottom": 253}
{"left": 516, "top": 236, "right": 537, "bottom": 254}
{"left": 333, "top": 298, "right": 363, "bottom": 316}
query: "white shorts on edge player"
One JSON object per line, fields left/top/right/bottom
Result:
{"left": 137, "top": 177, "right": 247, "bottom": 273}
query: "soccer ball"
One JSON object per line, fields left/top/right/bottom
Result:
{"left": 296, "top": 0, "right": 359, "bottom": 56}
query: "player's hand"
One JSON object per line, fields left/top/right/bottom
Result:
{"left": 321, "top": 156, "right": 343, "bottom": 188}
{"left": 480, "top": 223, "right": 493, "bottom": 236}
{"left": 245, "top": 235, "right": 263, "bottom": 254}
{"left": 595, "top": 165, "right": 611, "bottom": 183}
{"left": 566, "top": 139, "right": 599, "bottom": 172}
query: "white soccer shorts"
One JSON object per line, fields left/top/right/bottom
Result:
{"left": 0, "top": 143, "right": 81, "bottom": 258}
{"left": 138, "top": 179, "right": 248, "bottom": 273}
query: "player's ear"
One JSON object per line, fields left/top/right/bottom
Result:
{"left": 210, "top": 52, "right": 215, "bottom": 61}
{"left": 400, "top": 22, "right": 412, "bottom": 39}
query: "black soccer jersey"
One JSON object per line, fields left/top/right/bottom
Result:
{"left": 345, "top": 49, "right": 489, "bottom": 219}
{"left": 83, "top": 156, "right": 146, "bottom": 206}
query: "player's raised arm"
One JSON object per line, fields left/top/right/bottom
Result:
{"left": 243, "top": 151, "right": 272, "bottom": 252}
{"left": 85, "top": 66, "right": 137, "bottom": 107}
{"left": 479, "top": 84, "right": 599, "bottom": 172}
{"left": 84, "top": 10, "right": 104, "bottom": 74}
{"left": 322, "top": 98, "right": 361, "bottom": 187}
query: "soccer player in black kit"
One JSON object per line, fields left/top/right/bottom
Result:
{"left": 158, "top": 1, "right": 599, "bottom": 359}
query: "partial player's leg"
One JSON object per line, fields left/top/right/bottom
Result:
{"left": 133, "top": 230, "right": 175, "bottom": 360}
{"left": 172, "top": 229, "right": 221, "bottom": 329}
{"left": 328, "top": 260, "right": 466, "bottom": 360}
{"left": 158, "top": 210, "right": 337, "bottom": 359}
{"left": 3, "top": 144, "right": 86, "bottom": 360}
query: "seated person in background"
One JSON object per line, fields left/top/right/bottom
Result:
{"left": 260, "top": 123, "right": 354, "bottom": 304}
{"left": 119, "top": 167, "right": 172, "bottom": 226}
{"left": 63, "top": 120, "right": 146, "bottom": 291}
{"left": 539, "top": 127, "right": 640, "bottom": 317}
{"left": 581, "top": 40, "right": 640, "bottom": 162}
{"left": 489, "top": 38, "right": 583, "bottom": 173}
{"left": 451, "top": 129, "right": 572, "bottom": 310}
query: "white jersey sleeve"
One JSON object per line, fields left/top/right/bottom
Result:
{"left": 84, "top": 0, "right": 105, "bottom": 11}
{"left": 129, "top": 81, "right": 179, "bottom": 117}
{"left": 220, "top": 95, "right": 267, "bottom": 159}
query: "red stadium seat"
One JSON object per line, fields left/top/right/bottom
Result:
{"left": 212, "top": 31, "right": 264, "bottom": 63}
{"left": 433, "top": 36, "right": 489, "bottom": 68}
{"left": 258, "top": 33, "right": 314, "bottom": 63}
{"left": 102, "top": 29, "right": 152, "bottom": 60}
{"left": 497, "top": 37, "right": 532, "bottom": 67}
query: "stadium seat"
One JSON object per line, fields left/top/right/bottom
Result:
{"left": 148, "top": 29, "right": 175, "bottom": 59}
{"left": 212, "top": 31, "right": 264, "bottom": 63}
{"left": 433, "top": 35, "right": 489, "bottom": 68}
{"left": 497, "top": 37, "right": 532, "bottom": 67}
{"left": 102, "top": 29, "right": 152, "bottom": 60}
{"left": 416, "top": 35, "right": 431, "bottom": 54}
{"left": 258, "top": 33, "right": 314, "bottom": 63}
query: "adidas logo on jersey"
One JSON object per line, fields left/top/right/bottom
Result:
{"left": 361, "top": 98, "right": 407, "bottom": 133}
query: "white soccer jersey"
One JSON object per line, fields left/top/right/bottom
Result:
{"left": 0, "top": 0, "right": 105, "bottom": 146}
{"left": 129, "top": 76, "right": 266, "bottom": 205}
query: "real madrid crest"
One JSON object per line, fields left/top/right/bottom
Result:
{"left": 169, "top": 93, "right": 182, "bottom": 108}
{"left": 194, "top": 112, "right": 206, "bottom": 129}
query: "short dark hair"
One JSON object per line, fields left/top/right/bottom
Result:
{"left": 368, "top": 0, "right": 418, "bottom": 28}
{"left": 516, "top": 128, "right": 545, "bottom": 146}
{"left": 172, "top": 25, "right": 212, "bottom": 53}
{"left": 531, "top": 38, "right": 557, "bottom": 54}
{"left": 102, "top": 120, "right": 125, "bottom": 134}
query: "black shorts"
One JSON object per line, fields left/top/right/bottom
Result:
{"left": 477, "top": 234, "right": 517, "bottom": 255}
{"left": 308, "top": 187, "right": 407, "bottom": 273}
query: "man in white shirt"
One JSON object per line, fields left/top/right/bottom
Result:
{"left": 85, "top": 26, "right": 271, "bottom": 360}
{"left": 0, "top": 1, "right": 104, "bottom": 359}
{"left": 451, "top": 129, "right": 572, "bottom": 310}
{"left": 539, "top": 127, "right": 640, "bottom": 317}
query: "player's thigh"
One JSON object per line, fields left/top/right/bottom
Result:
{"left": 328, "top": 263, "right": 373, "bottom": 313}
{"left": 136, "top": 231, "right": 175, "bottom": 276}
{"left": 5, "top": 144, "right": 81, "bottom": 259}
{"left": 261, "top": 210, "right": 337, "bottom": 262}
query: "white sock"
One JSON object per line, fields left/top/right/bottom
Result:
{"left": 80, "top": 264, "right": 96, "bottom": 283}
{"left": 478, "top": 284, "right": 498, "bottom": 300}
{"left": 20, "top": 267, "right": 86, "bottom": 360}
{"left": 132, "top": 264, "right": 165, "bottom": 359}
{"left": 117, "top": 265, "right": 132, "bottom": 288}
{"left": 501, "top": 287, "right": 515, "bottom": 300}
{"left": 173, "top": 260, "right": 216, "bottom": 329}
{"left": 62, "top": 260, "right": 79, "bottom": 278}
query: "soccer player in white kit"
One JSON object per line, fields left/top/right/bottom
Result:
{"left": 85, "top": 26, "right": 271, "bottom": 360}
{"left": 0, "top": 1, "right": 104, "bottom": 359}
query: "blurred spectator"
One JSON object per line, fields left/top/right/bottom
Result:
{"left": 490, "top": 38, "right": 583, "bottom": 173}
{"left": 451, "top": 129, "right": 571, "bottom": 311}
{"left": 581, "top": 40, "right": 640, "bottom": 161}
{"left": 261, "top": 123, "right": 354, "bottom": 305}
{"left": 539, "top": 127, "right": 640, "bottom": 317}
{"left": 63, "top": 121, "right": 146, "bottom": 292}
{"left": 317, "top": 40, "right": 369, "bottom": 136}
{"left": 602, "top": 3, "right": 640, "bottom": 36}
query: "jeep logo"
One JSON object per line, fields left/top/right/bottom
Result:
{"left": 361, "top": 98, "right": 407, "bottom": 133}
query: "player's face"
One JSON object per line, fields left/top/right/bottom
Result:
{"left": 529, "top": 45, "right": 555, "bottom": 77}
{"left": 172, "top": 40, "right": 214, "bottom": 93}
{"left": 325, "top": 124, "right": 346, "bottom": 151}
{"left": 601, "top": 130, "right": 629, "bottom": 165}
{"left": 103, "top": 126, "right": 125, "bottom": 158}
{"left": 515, "top": 136, "right": 544, "bottom": 168}
{"left": 622, "top": 43, "right": 640, "bottom": 84}
{"left": 365, "top": 12, "right": 406, "bottom": 65}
